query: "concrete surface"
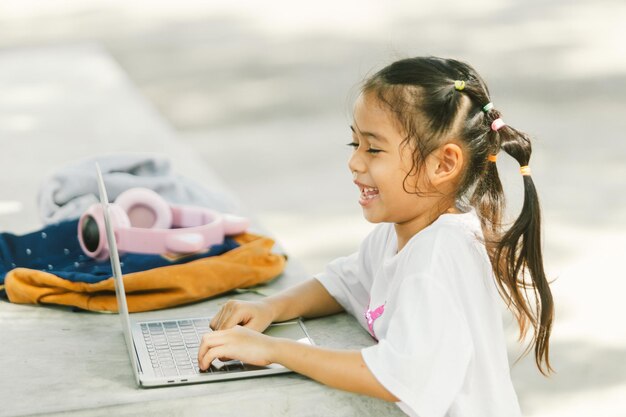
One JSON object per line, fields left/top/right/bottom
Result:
{"left": 0, "top": 1, "right": 625, "bottom": 416}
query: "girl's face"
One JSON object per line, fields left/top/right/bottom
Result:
{"left": 348, "top": 92, "right": 430, "bottom": 225}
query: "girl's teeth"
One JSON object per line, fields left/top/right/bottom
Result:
{"left": 361, "top": 187, "right": 379, "bottom": 199}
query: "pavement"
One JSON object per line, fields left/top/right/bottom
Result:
{"left": 0, "top": 1, "right": 625, "bottom": 416}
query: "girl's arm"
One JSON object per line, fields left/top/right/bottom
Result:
{"left": 267, "top": 277, "right": 345, "bottom": 321}
{"left": 197, "top": 325, "right": 398, "bottom": 402}
{"left": 272, "top": 338, "right": 398, "bottom": 402}
{"left": 211, "top": 278, "right": 344, "bottom": 331}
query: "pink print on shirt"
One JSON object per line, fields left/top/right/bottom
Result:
{"left": 365, "top": 302, "right": 385, "bottom": 340}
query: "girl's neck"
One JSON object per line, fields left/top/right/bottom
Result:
{"left": 394, "top": 203, "right": 460, "bottom": 252}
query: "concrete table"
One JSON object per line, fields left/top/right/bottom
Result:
{"left": 0, "top": 44, "right": 403, "bottom": 417}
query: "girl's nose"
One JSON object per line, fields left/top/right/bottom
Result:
{"left": 348, "top": 150, "right": 365, "bottom": 174}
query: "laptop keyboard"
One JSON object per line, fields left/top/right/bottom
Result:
{"left": 140, "top": 319, "right": 248, "bottom": 377}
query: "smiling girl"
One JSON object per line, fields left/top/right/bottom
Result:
{"left": 197, "top": 56, "right": 554, "bottom": 417}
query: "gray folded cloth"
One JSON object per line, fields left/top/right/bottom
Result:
{"left": 38, "top": 153, "right": 237, "bottom": 224}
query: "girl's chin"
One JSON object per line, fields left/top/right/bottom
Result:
{"left": 361, "top": 207, "right": 384, "bottom": 223}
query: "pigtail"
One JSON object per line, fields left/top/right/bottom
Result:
{"left": 465, "top": 91, "right": 554, "bottom": 375}
{"left": 460, "top": 76, "right": 553, "bottom": 374}
{"left": 493, "top": 125, "right": 554, "bottom": 375}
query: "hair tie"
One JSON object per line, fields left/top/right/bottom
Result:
{"left": 482, "top": 102, "right": 494, "bottom": 112}
{"left": 454, "top": 80, "right": 466, "bottom": 91}
{"left": 487, "top": 154, "right": 498, "bottom": 162}
{"left": 520, "top": 166, "right": 532, "bottom": 176}
{"left": 491, "top": 118, "right": 506, "bottom": 131}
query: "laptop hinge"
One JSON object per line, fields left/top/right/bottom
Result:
{"left": 133, "top": 342, "right": 144, "bottom": 374}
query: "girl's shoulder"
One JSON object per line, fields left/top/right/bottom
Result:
{"left": 401, "top": 210, "right": 486, "bottom": 268}
{"left": 358, "top": 212, "right": 486, "bottom": 276}
{"left": 422, "top": 210, "right": 482, "bottom": 244}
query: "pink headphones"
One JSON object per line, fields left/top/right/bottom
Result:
{"left": 78, "top": 187, "right": 250, "bottom": 260}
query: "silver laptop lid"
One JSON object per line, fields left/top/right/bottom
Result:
{"left": 95, "top": 163, "right": 141, "bottom": 385}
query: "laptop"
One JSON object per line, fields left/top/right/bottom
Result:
{"left": 95, "top": 163, "right": 314, "bottom": 387}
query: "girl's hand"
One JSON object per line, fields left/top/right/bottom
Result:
{"left": 210, "top": 299, "right": 275, "bottom": 332}
{"left": 197, "top": 325, "right": 276, "bottom": 370}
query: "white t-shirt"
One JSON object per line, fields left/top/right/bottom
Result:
{"left": 315, "top": 210, "right": 522, "bottom": 417}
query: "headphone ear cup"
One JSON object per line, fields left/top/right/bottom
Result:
{"left": 78, "top": 203, "right": 131, "bottom": 260}
{"left": 114, "top": 188, "right": 173, "bottom": 229}
{"left": 108, "top": 203, "right": 132, "bottom": 230}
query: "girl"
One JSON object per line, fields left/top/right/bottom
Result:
{"left": 197, "top": 56, "right": 554, "bottom": 417}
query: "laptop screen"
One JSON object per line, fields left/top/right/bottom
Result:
{"left": 95, "top": 163, "right": 141, "bottom": 384}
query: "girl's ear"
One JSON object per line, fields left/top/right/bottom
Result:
{"left": 429, "top": 143, "right": 464, "bottom": 188}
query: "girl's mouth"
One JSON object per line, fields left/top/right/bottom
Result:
{"left": 355, "top": 181, "right": 379, "bottom": 206}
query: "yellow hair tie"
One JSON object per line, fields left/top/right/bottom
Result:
{"left": 454, "top": 80, "right": 465, "bottom": 91}
{"left": 487, "top": 154, "right": 498, "bottom": 162}
{"left": 520, "top": 166, "right": 532, "bottom": 176}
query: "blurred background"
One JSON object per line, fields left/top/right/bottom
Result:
{"left": 0, "top": 0, "right": 625, "bottom": 416}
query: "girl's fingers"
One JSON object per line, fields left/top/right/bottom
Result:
{"left": 210, "top": 306, "right": 224, "bottom": 330}
{"left": 211, "top": 302, "right": 232, "bottom": 330}
{"left": 220, "top": 310, "right": 248, "bottom": 330}
{"left": 212, "top": 300, "right": 247, "bottom": 330}
{"left": 197, "top": 331, "right": 224, "bottom": 367}
{"left": 199, "top": 345, "right": 228, "bottom": 371}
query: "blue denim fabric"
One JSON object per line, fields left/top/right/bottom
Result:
{"left": 0, "top": 220, "right": 239, "bottom": 285}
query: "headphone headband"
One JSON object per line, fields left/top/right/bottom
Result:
{"left": 78, "top": 188, "right": 249, "bottom": 259}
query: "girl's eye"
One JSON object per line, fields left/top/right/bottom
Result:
{"left": 346, "top": 142, "right": 381, "bottom": 154}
